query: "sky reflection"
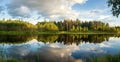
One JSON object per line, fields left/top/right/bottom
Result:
{"left": 0, "top": 37, "right": 120, "bottom": 62}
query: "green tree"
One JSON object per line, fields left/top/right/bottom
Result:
{"left": 108, "top": 0, "right": 120, "bottom": 17}
{"left": 70, "top": 25, "right": 75, "bottom": 31}
{"left": 37, "top": 22, "right": 59, "bottom": 31}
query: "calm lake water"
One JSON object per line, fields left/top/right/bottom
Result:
{"left": 0, "top": 34, "right": 120, "bottom": 62}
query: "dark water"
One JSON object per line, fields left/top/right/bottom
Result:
{"left": 0, "top": 34, "right": 120, "bottom": 62}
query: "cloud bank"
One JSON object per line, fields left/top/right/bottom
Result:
{"left": 0, "top": 0, "right": 119, "bottom": 26}
{"left": 6, "top": 0, "right": 87, "bottom": 20}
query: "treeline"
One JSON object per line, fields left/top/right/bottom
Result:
{"left": 0, "top": 19, "right": 37, "bottom": 31}
{"left": 54, "top": 19, "right": 115, "bottom": 32}
{"left": 0, "top": 19, "right": 120, "bottom": 33}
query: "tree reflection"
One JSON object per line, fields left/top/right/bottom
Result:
{"left": 0, "top": 35, "right": 37, "bottom": 44}
{"left": 0, "top": 34, "right": 120, "bottom": 62}
{"left": 0, "top": 34, "right": 118, "bottom": 44}
{"left": 37, "top": 34, "right": 59, "bottom": 43}
{"left": 57, "top": 34, "right": 114, "bottom": 45}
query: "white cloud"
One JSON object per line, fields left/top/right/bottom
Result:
{"left": 71, "top": 0, "right": 87, "bottom": 4}
{"left": 89, "top": 9, "right": 103, "bottom": 15}
{"left": 99, "top": 43, "right": 110, "bottom": 48}
{"left": 77, "top": 8, "right": 120, "bottom": 26}
{"left": 4, "top": 0, "right": 120, "bottom": 26}
{"left": 78, "top": 10, "right": 99, "bottom": 21}
{"left": 6, "top": 0, "right": 87, "bottom": 20}
{"left": 100, "top": 15, "right": 120, "bottom": 26}
{"left": 14, "top": 6, "right": 31, "bottom": 17}
{"left": 99, "top": 15, "right": 110, "bottom": 20}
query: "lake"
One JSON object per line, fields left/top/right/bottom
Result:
{"left": 0, "top": 34, "right": 120, "bottom": 62}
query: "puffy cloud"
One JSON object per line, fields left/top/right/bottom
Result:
{"left": 8, "top": 5, "right": 31, "bottom": 18}
{"left": 77, "top": 9, "right": 120, "bottom": 26}
{"left": 99, "top": 15, "right": 120, "bottom": 26}
{"left": 6, "top": 0, "right": 87, "bottom": 20}
{"left": 71, "top": 0, "right": 87, "bottom": 4}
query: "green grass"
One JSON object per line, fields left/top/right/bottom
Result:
{"left": 0, "top": 58, "right": 19, "bottom": 62}
{"left": 90, "top": 54, "right": 120, "bottom": 62}
{"left": 0, "top": 31, "right": 37, "bottom": 35}
{"left": 0, "top": 31, "right": 117, "bottom": 35}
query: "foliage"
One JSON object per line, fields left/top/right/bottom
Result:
{"left": 0, "top": 19, "right": 37, "bottom": 31}
{"left": 37, "top": 22, "right": 59, "bottom": 31}
{"left": 0, "top": 58, "right": 19, "bottom": 62}
{"left": 108, "top": 0, "right": 120, "bottom": 17}
{"left": 0, "top": 19, "right": 119, "bottom": 34}
{"left": 37, "top": 35, "right": 58, "bottom": 42}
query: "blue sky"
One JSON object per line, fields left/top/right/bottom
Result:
{"left": 72, "top": 0, "right": 107, "bottom": 10}
{"left": 0, "top": 0, "right": 120, "bottom": 26}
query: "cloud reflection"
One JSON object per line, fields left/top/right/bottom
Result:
{"left": 0, "top": 37, "right": 120, "bottom": 62}
{"left": 2, "top": 42, "right": 82, "bottom": 62}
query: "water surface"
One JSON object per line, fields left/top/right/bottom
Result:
{"left": 0, "top": 34, "right": 120, "bottom": 62}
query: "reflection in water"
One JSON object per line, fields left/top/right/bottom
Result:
{"left": 0, "top": 34, "right": 115, "bottom": 44}
{"left": 0, "top": 39, "right": 82, "bottom": 62}
{"left": 0, "top": 35, "right": 37, "bottom": 43}
{"left": 37, "top": 35, "right": 58, "bottom": 43}
{"left": 0, "top": 34, "right": 120, "bottom": 62}
{"left": 57, "top": 34, "right": 111, "bottom": 45}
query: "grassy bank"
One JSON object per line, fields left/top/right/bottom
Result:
{"left": 0, "top": 31, "right": 39, "bottom": 35}
{"left": 56, "top": 31, "right": 116, "bottom": 34}
{"left": 90, "top": 53, "right": 120, "bottom": 62}
{"left": 0, "top": 31, "right": 117, "bottom": 35}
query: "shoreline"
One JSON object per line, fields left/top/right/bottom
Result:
{"left": 0, "top": 31, "right": 117, "bottom": 35}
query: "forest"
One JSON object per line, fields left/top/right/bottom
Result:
{"left": 0, "top": 19, "right": 120, "bottom": 35}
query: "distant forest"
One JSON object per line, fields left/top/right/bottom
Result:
{"left": 0, "top": 19, "right": 120, "bottom": 33}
